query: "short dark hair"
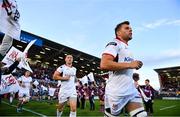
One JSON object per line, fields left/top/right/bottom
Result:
{"left": 133, "top": 73, "right": 139, "bottom": 81}
{"left": 145, "top": 79, "right": 150, "bottom": 82}
{"left": 115, "top": 21, "right": 130, "bottom": 37}
{"left": 65, "top": 54, "right": 73, "bottom": 58}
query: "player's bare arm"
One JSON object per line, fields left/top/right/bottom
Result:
{"left": 100, "top": 54, "right": 143, "bottom": 71}
{"left": 53, "top": 71, "right": 70, "bottom": 81}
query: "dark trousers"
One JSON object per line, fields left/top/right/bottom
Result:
{"left": 144, "top": 100, "right": 153, "bottom": 113}
{"left": 77, "top": 96, "right": 80, "bottom": 108}
{"left": 89, "top": 96, "right": 95, "bottom": 110}
{"left": 81, "top": 97, "right": 85, "bottom": 109}
{"left": 0, "top": 70, "right": 1, "bottom": 104}
{"left": 0, "top": 95, "right": 1, "bottom": 104}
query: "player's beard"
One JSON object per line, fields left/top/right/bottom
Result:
{"left": 129, "top": 37, "right": 132, "bottom": 40}
{"left": 127, "top": 34, "right": 132, "bottom": 41}
{"left": 128, "top": 32, "right": 132, "bottom": 40}
{"left": 67, "top": 61, "right": 72, "bottom": 66}
{"left": 124, "top": 36, "right": 132, "bottom": 41}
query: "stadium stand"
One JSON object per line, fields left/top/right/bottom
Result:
{"left": 0, "top": 30, "right": 106, "bottom": 80}
{"left": 154, "top": 66, "right": 180, "bottom": 98}
{"left": 0, "top": 30, "right": 107, "bottom": 107}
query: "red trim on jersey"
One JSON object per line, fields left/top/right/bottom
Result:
{"left": 115, "top": 37, "right": 128, "bottom": 45}
{"left": 102, "top": 53, "right": 115, "bottom": 58}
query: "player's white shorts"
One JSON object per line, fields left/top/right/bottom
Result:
{"left": 58, "top": 90, "right": 77, "bottom": 104}
{"left": 105, "top": 93, "right": 143, "bottom": 116}
{"left": 49, "top": 93, "right": 54, "bottom": 97}
{"left": 18, "top": 89, "right": 30, "bottom": 101}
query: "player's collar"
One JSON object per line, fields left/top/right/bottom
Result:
{"left": 65, "top": 64, "right": 73, "bottom": 68}
{"left": 24, "top": 76, "right": 30, "bottom": 78}
{"left": 115, "top": 37, "right": 128, "bottom": 46}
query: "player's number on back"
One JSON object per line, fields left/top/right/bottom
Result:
{"left": 3, "top": 3, "right": 20, "bottom": 21}
{"left": 13, "top": 9, "right": 20, "bottom": 21}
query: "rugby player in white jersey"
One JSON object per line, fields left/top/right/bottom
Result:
{"left": 53, "top": 54, "right": 77, "bottom": 117}
{"left": 17, "top": 70, "right": 32, "bottom": 112}
{"left": 0, "top": 0, "right": 20, "bottom": 60}
{"left": 100, "top": 21, "right": 147, "bottom": 117}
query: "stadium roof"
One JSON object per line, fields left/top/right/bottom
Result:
{"left": 154, "top": 66, "right": 180, "bottom": 79}
{"left": 0, "top": 30, "right": 105, "bottom": 78}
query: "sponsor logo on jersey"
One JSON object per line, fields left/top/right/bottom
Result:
{"left": 124, "top": 57, "right": 134, "bottom": 62}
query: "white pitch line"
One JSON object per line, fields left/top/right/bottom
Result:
{"left": 160, "top": 105, "right": 176, "bottom": 110}
{"left": 2, "top": 101, "right": 47, "bottom": 117}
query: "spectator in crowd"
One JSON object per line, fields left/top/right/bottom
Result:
{"left": 98, "top": 82, "right": 105, "bottom": 112}
{"left": 81, "top": 83, "right": 87, "bottom": 109}
{"left": 31, "top": 83, "right": 39, "bottom": 100}
{"left": 76, "top": 80, "right": 81, "bottom": 108}
{"left": 88, "top": 83, "right": 95, "bottom": 111}
{"left": 143, "top": 79, "right": 155, "bottom": 116}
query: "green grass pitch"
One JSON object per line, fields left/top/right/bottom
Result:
{"left": 0, "top": 99, "right": 180, "bottom": 116}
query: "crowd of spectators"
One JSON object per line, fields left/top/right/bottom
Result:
{"left": 160, "top": 80, "right": 180, "bottom": 97}
{"left": 76, "top": 80, "right": 105, "bottom": 111}
{"left": 31, "top": 63, "right": 55, "bottom": 81}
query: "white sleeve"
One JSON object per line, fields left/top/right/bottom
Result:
{"left": 56, "top": 65, "right": 63, "bottom": 73}
{"left": 74, "top": 67, "right": 77, "bottom": 75}
{"left": 17, "top": 76, "right": 22, "bottom": 81}
{"left": 102, "top": 42, "right": 119, "bottom": 58}
{"left": 30, "top": 77, "right": 32, "bottom": 82}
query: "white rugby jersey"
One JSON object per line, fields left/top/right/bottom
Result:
{"left": 0, "top": 0, "right": 21, "bottom": 40}
{"left": 102, "top": 39, "right": 138, "bottom": 97}
{"left": 56, "top": 64, "right": 77, "bottom": 93}
{"left": 18, "top": 76, "right": 32, "bottom": 91}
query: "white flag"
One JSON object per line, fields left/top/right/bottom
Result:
{"left": 80, "top": 76, "right": 88, "bottom": 85}
{"left": 139, "top": 87, "right": 151, "bottom": 102}
{"left": 48, "top": 87, "right": 56, "bottom": 96}
{"left": 33, "top": 80, "right": 39, "bottom": 86}
{"left": 2, "top": 40, "right": 36, "bottom": 72}
{"left": 2, "top": 46, "right": 33, "bottom": 72}
{"left": 23, "top": 39, "right": 36, "bottom": 54}
{"left": 18, "top": 39, "right": 36, "bottom": 72}
{"left": 41, "top": 85, "right": 48, "bottom": 91}
{"left": 2, "top": 46, "right": 21, "bottom": 65}
{"left": 0, "top": 74, "right": 20, "bottom": 94}
{"left": 57, "top": 80, "right": 61, "bottom": 87}
{"left": 88, "top": 72, "right": 95, "bottom": 82}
